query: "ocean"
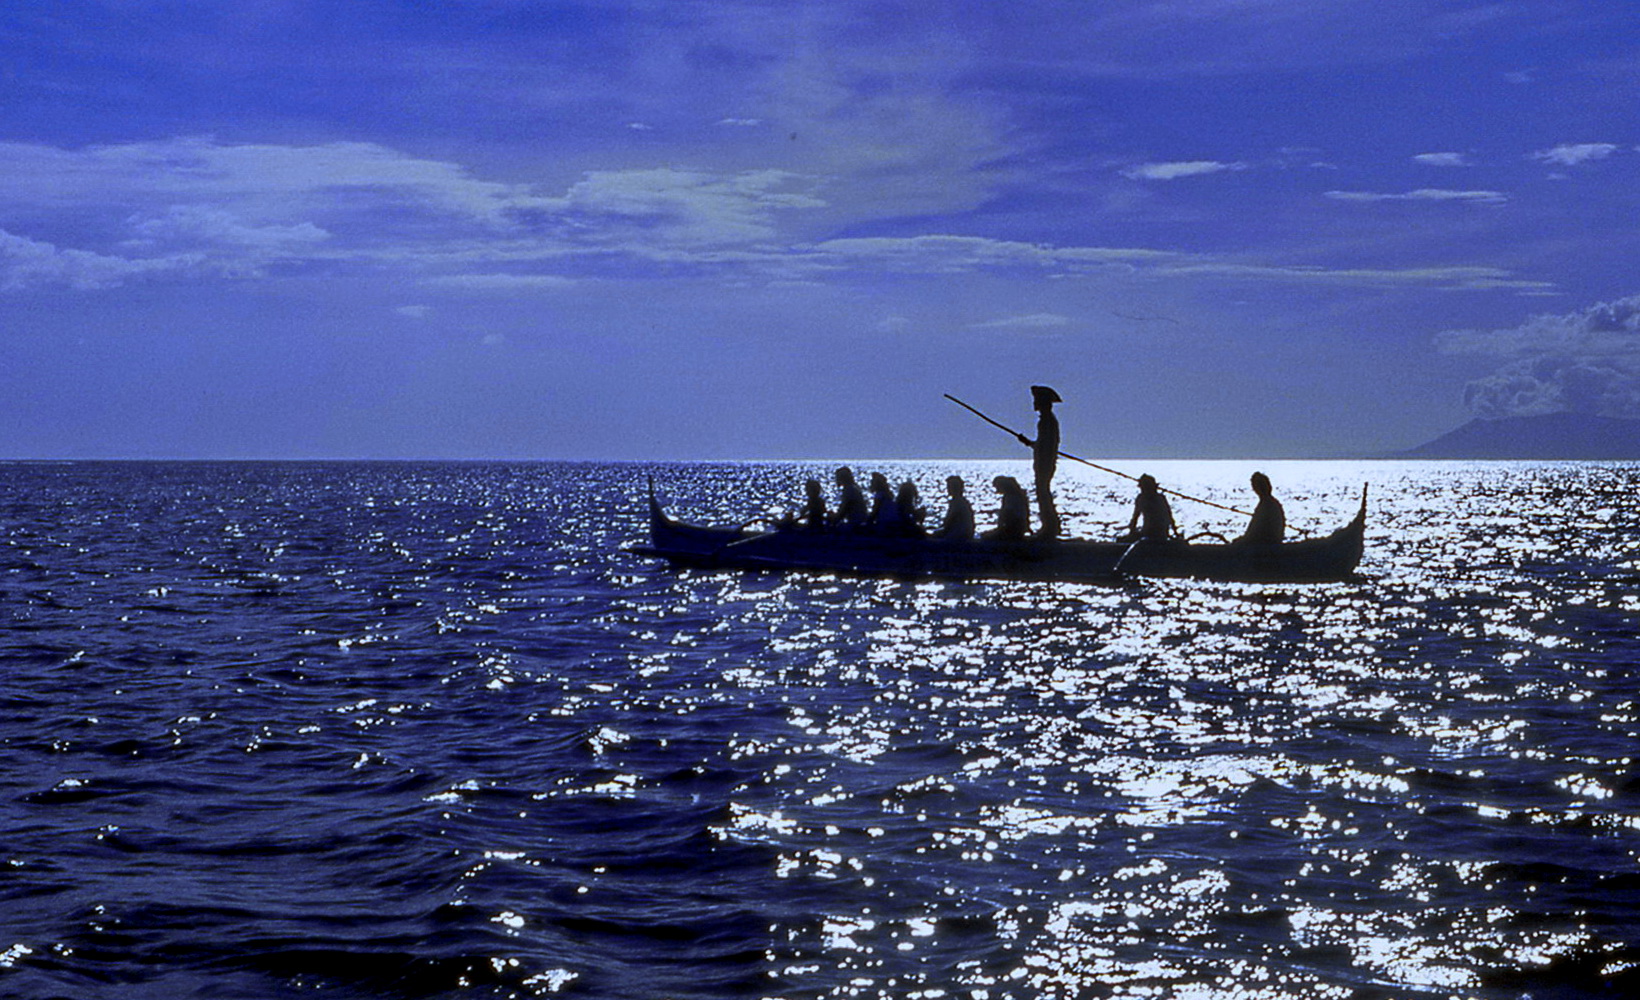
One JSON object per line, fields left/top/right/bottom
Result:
{"left": 0, "top": 459, "right": 1636, "bottom": 999}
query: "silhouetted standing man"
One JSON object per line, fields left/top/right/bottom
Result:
{"left": 1016, "top": 385, "right": 1061, "bottom": 538}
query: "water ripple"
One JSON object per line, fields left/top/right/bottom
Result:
{"left": 0, "top": 460, "right": 1636, "bottom": 998}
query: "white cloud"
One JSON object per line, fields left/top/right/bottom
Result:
{"left": 396, "top": 304, "right": 432, "bottom": 319}
{"left": 0, "top": 228, "right": 197, "bottom": 291}
{"left": 1161, "top": 261, "right": 1547, "bottom": 291}
{"left": 803, "top": 234, "right": 1542, "bottom": 292}
{"left": 0, "top": 138, "right": 555, "bottom": 291}
{"left": 716, "top": 118, "right": 762, "bottom": 127}
{"left": 424, "top": 274, "right": 577, "bottom": 290}
{"left": 1438, "top": 295, "right": 1640, "bottom": 417}
{"left": 0, "top": 138, "right": 542, "bottom": 226}
{"left": 1412, "top": 152, "right": 1470, "bottom": 167}
{"left": 1438, "top": 296, "right": 1640, "bottom": 358}
{"left": 1121, "top": 160, "right": 1247, "bottom": 181}
{"left": 550, "top": 167, "right": 825, "bottom": 245}
{"left": 970, "top": 313, "right": 1070, "bottom": 330}
{"left": 748, "top": 19, "right": 1012, "bottom": 222}
{"left": 1458, "top": 359, "right": 1640, "bottom": 418}
{"left": 0, "top": 138, "right": 1556, "bottom": 300}
{"left": 128, "top": 205, "right": 331, "bottom": 253}
{"left": 0, "top": 139, "right": 841, "bottom": 290}
{"left": 811, "top": 235, "right": 1172, "bottom": 274}
{"left": 1324, "top": 188, "right": 1507, "bottom": 205}
{"left": 1531, "top": 142, "right": 1619, "bottom": 167}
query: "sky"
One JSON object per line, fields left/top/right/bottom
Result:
{"left": 3, "top": 1, "right": 1640, "bottom": 460}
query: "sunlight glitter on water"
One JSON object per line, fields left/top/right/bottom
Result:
{"left": 665, "top": 461, "right": 1640, "bottom": 998}
{"left": 2, "top": 461, "right": 1637, "bottom": 999}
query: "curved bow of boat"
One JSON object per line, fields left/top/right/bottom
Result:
{"left": 635, "top": 479, "right": 754, "bottom": 566}
{"left": 646, "top": 474, "right": 669, "bottom": 532}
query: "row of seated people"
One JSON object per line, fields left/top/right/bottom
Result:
{"left": 780, "top": 466, "right": 1287, "bottom": 546}
{"left": 778, "top": 466, "right": 1029, "bottom": 540}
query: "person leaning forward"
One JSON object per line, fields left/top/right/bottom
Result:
{"left": 1119, "top": 474, "right": 1176, "bottom": 543}
{"left": 885, "top": 480, "right": 927, "bottom": 538}
{"left": 1015, "top": 385, "right": 1062, "bottom": 538}
{"left": 982, "top": 475, "right": 1031, "bottom": 541}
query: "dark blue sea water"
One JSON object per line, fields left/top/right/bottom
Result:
{"left": 1, "top": 460, "right": 1637, "bottom": 1000}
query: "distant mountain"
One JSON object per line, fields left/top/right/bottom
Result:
{"left": 1398, "top": 412, "right": 1640, "bottom": 459}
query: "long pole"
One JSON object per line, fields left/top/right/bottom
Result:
{"left": 943, "top": 393, "right": 1287, "bottom": 528}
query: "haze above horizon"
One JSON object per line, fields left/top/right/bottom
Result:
{"left": 5, "top": 2, "right": 1640, "bottom": 461}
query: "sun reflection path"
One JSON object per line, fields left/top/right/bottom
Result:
{"left": 627, "top": 462, "right": 1640, "bottom": 998}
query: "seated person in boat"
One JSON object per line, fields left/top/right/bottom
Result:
{"left": 1118, "top": 474, "right": 1176, "bottom": 543}
{"left": 934, "top": 475, "right": 975, "bottom": 540}
{"left": 830, "top": 466, "right": 868, "bottom": 528}
{"left": 778, "top": 478, "right": 828, "bottom": 531}
{"left": 982, "top": 475, "right": 1031, "bottom": 541}
{"left": 1236, "top": 471, "right": 1286, "bottom": 545}
{"left": 873, "top": 480, "right": 927, "bottom": 537}
{"left": 866, "top": 472, "right": 896, "bottom": 528}
{"left": 899, "top": 480, "right": 929, "bottom": 537}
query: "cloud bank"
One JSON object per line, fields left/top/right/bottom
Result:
{"left": 1439, "top": 295, "right": 1640, "bottom": 418}
{"left": 0, "top": 139, "right": 835, "bottom": 289}
{"left": 0, "top": 133, "right": 1564, "bottom": 297}
{"left": 0, "top": 228, "right": 200, "bottom": 291}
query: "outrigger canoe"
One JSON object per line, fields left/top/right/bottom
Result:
{"left": 633, "top": 485, "right": 1368, "bottom": 584}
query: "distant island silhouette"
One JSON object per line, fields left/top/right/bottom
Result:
{"left": 1398, "top": 412, "right": 1640, "bottom": 459}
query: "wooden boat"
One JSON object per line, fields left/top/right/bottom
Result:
{"left": 633, "top": 485, "right": 1368, "bottom": 584}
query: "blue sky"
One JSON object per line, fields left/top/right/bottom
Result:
{"left": 3, "top": 1, "right": 1640, "bottom": 459}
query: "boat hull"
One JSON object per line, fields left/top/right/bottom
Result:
{"left": 1114, "top": 526, "right": 1365, "bottom": 583}
{"left": 706, "top": 531, "right": 1128, "bottom": 582}
{"left": 634, "top": 487, "right": 1367, "bottom": 584}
